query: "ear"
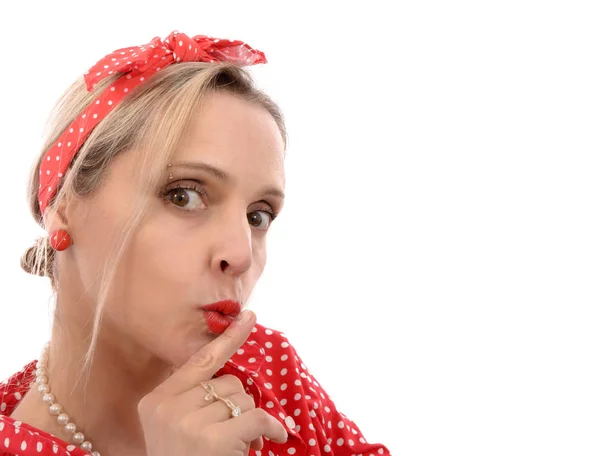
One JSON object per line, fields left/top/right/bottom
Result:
{"left": 42, "top": 191, "right": 73, "bottom": 234}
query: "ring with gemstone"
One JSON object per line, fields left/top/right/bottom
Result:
{"left": 218, "top": 396, "right": 242, "bottom": 418}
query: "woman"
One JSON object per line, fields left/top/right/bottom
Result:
{"left": 0, "top": 31, "right": 390, "bottom": 456}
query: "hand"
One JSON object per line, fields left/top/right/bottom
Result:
{"left": 137, "top": 310, "right": 288, "bottom": 456}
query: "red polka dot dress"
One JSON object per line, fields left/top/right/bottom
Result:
{"left": 0, "top": 324, "right": 390, "bottom": 455}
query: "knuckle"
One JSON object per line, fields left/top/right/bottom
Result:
{"left": 245, "top": 392, "right": 256, "bottom": 408}
{"left": 188, "top": 348, "right": 216, "bottom": 369}
{"left": 225, "top": 374, "right": 245, "bottom": 392}
{"left": 137, "top": 394, "right": 156, "bottom": 416}
{"left": 256, "top": 408, "right": 273, "bottom": 427}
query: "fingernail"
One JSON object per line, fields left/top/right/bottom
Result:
{"left": 238, "top": 310, "right": 252, "bottom": 324}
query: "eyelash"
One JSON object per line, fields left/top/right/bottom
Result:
{"left": 161, "top": 182, "right": 278, "bottom": 222}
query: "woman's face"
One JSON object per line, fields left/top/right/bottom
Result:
{"left": 64, "top": 91, "right": 286, "bottom": 367}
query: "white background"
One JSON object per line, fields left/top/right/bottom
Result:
{"left": 1, "top": 1, "right": 599, "bottom": 455}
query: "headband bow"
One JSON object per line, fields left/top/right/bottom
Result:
{"left": 38, "top": 31, "right": 267, "bottom": 215}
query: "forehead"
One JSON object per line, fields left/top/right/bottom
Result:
{"left": 174, "top": 91, "right": 285, "bottom": 181}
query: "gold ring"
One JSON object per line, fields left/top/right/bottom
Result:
{"left": 217, "top": 396, "right": 242, "bottom": 418}
{"left": 200, "top": 382, "right": 219, "bottom": 401}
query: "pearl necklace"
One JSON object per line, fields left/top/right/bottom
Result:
{"left": 33, "top": 343, "right": 100, "bottom": 456}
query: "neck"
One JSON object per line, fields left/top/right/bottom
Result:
{"left": 19, "top": 290, "right": 176, "bottom": 455}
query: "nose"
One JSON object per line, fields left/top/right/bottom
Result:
{"left": 209, "top": 208, "right": 253, "bottom": 276}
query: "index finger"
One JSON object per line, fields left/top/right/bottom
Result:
{"left": 160, "top": 309, "right": 256, "bottom": 396}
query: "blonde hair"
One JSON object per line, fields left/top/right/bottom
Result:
{"left": 20, "top": 62, "right": 287, "bottom": 377}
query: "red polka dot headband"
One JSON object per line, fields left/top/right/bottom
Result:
{"left": 37, "top": 30, "right": 267, "bottom": 215}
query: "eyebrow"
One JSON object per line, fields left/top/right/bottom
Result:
{"left": 171, "top": 161, "right": 286, "bottom": 200}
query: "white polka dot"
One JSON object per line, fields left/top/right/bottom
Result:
{"left": 69, "top": 128, "right": 74, "bottom": 133}
{"left": 46, "top": 170, "right": 50, "bottom": 175}
{"left": 281, "top": 398, "right": 287, "bottom": 406}
{"left": 93, "top": 113, "right": 98, "bottom": 118}
{"left": 309, "top": 423, "right": 315, "bottom": 431}
{"left": 237, "top": 349, "right": 244, "bottom": 355}
{"left": 266, "top": 369, "right": 272, "bottom": 376}
{"left": 314, "top": 402, "right": 319, "bottom": 409}
{"left": 37, "top": 441, "right": 43, "bottom": 452}
{"left": 325, "top": 406, "right": 331, "bottom": 413}
{"left": 265, "top": 342, "right": 272, "bottom": 348}
{"left": 294, "top": 408, "right": 301, "bottom": 416}
{"left": 281, "top": 354, "right": 288, "bottom": 361}
{"left": 66, "top": 445, "right": 76, "bottom": 451}
{"left": 4, "top": 437, "right": 9, "bottom": 448}
{"left": 338, "top": 420, "right": 345, "bottom": 428}
{"left": 21, "top": 441, "right": 27, "bottom": 450}
{"left": 324, "top": 444, "right": 331, "bottom": 452}
{"left": 294, "top": 393, "right": 301, "bottom": 400}
{"left": 79, "top": 128, "right": 84, "bottom": 133}
{"left": 14, "top": 392, "right": 22, "bottom": 400}
{"left": 266, "top": 356, "right": 272, "bottom": 362}
{"left": 280, "top": 368, "right": 288, "bottom": 376}
{"left": 287, "top": 448, "right": 296, "bottom": 454}
{"left": 337, "top": 438, "right": 344, "bottom": 446}
{"left": 55, "top": 155, "right": 60, "bottom": 160}
{"left": 285, "top": 416, "right": 296, "bottom": 429}
{"left": 0, "top": 403, "right": 6, "bottom": 412}
{"left": 295, "top": 379, "right": 302, "bottom": 386}
{"left": 281, "top": 383, "right": 288, "bottom": 391}
{"left": 110, "top": 87, "right": 116, "bottom": 91}
{"left": 251, "top": 327, "right": 257, "bottom": 333}
{"left": 58, "top": 173, "right": 63, "bottom": 178}
{"left": 46, "top": 156, "right": 50, "bottom": 161}
{"left": 328, "top": 421, "right": 332, "bottom": 428}
{"left": 378, "top": 449, "right": 384, "bottom": 454}
{"left": 108, "top": 101, "right": 113, "bottom": 106}
{"left": 281, "top": 341, "right": 289, "bottom": 348}
{"left": 266, "top": 401, "right": 274, "bottom": 408}
{"left": 265, "top": 329, "right": 273, "bottom": 335}
{"left": 359, "top": 437, "right": 366, "bottom": 443}
{"left": 53, "top": 443, "right": 58, "bottom": 453}
{"left": 309, "top": 438, "right": 316, "bottom": 446}
{"left": 349, "top": 439, "right": 355, "bottom": 446}
{"left": 309, "top": 410, "right": 316, "bottom": 418}
{"left": 237, "top": 365, "right": 245, "bottom": 372}
{"left": 248, "top": 357, "right": 256, "bottom": 363}
{"left": 179, "top": 40, "right": 183, "bottom": 46}
{"left": 0, "top": 422, "right": 3, "bottom": 431}
{"left": 95, "top": 100, "right": 100, "bottom": 105}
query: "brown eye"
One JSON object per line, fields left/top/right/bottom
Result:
{"left": 170, "top": 189, "right": 189, "bottom": 207}
{"left": 248, "top": 210, "right": 274, "bottom": 230}
{"left": 165, "top": 187, "right": 206, "bottom": 211}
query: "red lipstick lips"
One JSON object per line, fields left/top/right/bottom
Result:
{"left": 200, "top": 300, "right": 242, "bottom": 334}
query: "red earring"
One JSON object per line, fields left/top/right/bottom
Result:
{"left": 49, "top": 229, "right": 72, "bottom": 251}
